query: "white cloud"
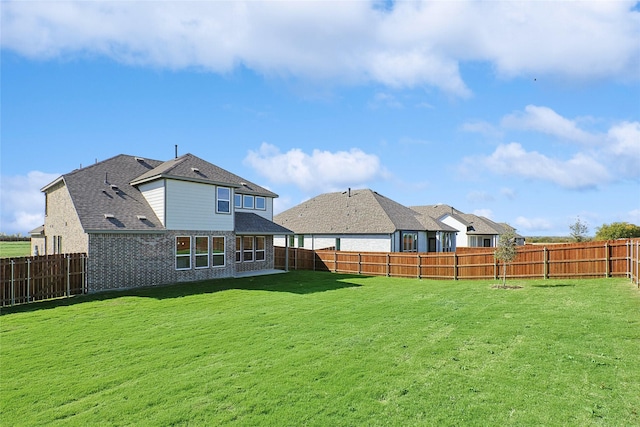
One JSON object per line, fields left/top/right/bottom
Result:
{"left": 500, "top": 187, "right": 517, "bottom": 200}
{"left": 467, "top": 191, "right": 494, "bottom": 203}
{"left": 501, "top": 105, "right": 600, "bottom": 145}
{"left": 473, "top": 209, "right": 493, "bottom": 219}
{"left": 0, "top": 171, "right": 60, "bottom": 235}
{"left": 514, "top": 216, "right": 553, "bottom": 232}
{"left": 461, "top": 120, "right": 502, "bottom": 138}
{"left": 466, "top": 142, "right": 610, "bottom": 189}
{"left": 604, "top": 121, "right": 640, "bottom": 179}
{"left": 2, "top": 1, "right": 637, "bottom": 95}
{"left": 244, "top": 143, "right": 388, "bottom": 193}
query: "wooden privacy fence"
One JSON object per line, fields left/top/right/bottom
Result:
{"left": 1, "top": 253, "right": 87, "bottom": 307}
{"left": 275, "top": 239, "right": 640, "bottom": 284}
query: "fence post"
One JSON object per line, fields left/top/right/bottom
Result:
{"left": 627, "top": 240, "right": 631, "bottom": 280}
{"left": 417, "top": 254, "right": 421, "bottom": 279}
{"left": 544, "top": 247, "right": 549, "bottom": 280}
{"left": 605, "top": 242, "right": 610, "bottom": 278}
{"left": 493, "top": 256, "right": 497, "bottom": 280}
{"left": 66, "top": 255, "right": 71, "bottom": 298}
{"left": 10, "top": 259, "right": 15, "bottom": 307}
{"left": 334, "top": 251, "right": 338, "bottom": 273}
{"left": 386, "top": 253, "right": 390, "bottom": 277}
{"left": 453, "top": 253, "right": 458, "bottom": 281}
{"left": 83, "top": 254, "right": 88, "bottom": 293}
{"left": 26, "top": 259, "right": 31, "bottom": 303}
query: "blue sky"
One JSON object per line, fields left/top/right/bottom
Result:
{"left": 1, "top": 1, "right": 639, "bottom": 237}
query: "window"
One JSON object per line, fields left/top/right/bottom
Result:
{"left": 442, "top": 233, "right": 453, "bottom": 252}
{"left": 212, "top": 237, "right": 225, "bottom": 267}
{"left": 176, "top": 236, "right": 191, "bottom": 270}
{"left": 255, "top": 196, "right": 266, "bottom": 210}
{"left": 483, "top": 238, "right": 492, "bottom": 247}
{"left": 243, "top": 195, "right": 254, "bottom": 209}
{"left": 288, "top": 235, "right": 295, "bottom": 247}
{"left": 53, "top": 236, "right": 57, "bottom": 254}
{"left": 297, "top": 235, "right": 304, "bottom": 248}
{"left": 402, "top": 232, "right": 417, "bottom": 252}
{"left": 335, "top": 238, "right": 341, "bottom": 251}
{"left": 236, "top": 236, "right": 242, "bottom": 263}
{"left": 235, "top": 193, "right": 242, "bottom": 208}
{"left": 195, "top": 236, "right": 209, "bottom": 268}
{"left": 217, "top": 187, "right": 230, "bottom": 213}
{"left": 255, "top": 236, "right": 265, "bottom": 261}
{"left": 243, "top": 236, "right": 254, "bottom": 262}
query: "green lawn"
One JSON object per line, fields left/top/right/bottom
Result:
{"left": 1, "top": 271, "right": 639, "bottom": 426}
{"left": 0, "top": 241, "right": 30, "bottom": 258}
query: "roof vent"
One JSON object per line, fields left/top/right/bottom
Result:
{"left": 136, "top": 215, "right": 147, "bottom": 220}
{"left": 191, "top": 167, "right": 200, "bottom": 173}
{"left": 241, "top": 182, "right": 248, "bottom": 186}
{"left": 110, "top": 184, "right": 119, "bottom": 191}
{"left": 104, "top": 214, "right": 115, "bottom": 219}
{"left": 135, "top": 157, "right": 145, "bottom": 163}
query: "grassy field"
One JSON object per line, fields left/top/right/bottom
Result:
{"left": 1, "top": 271, "right": 638, "bottom": 426}
{"left": 0, "top": 241, "right": 30, "bottom": 258}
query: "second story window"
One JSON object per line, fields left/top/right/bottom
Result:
{"left": 217, "top": 187, "right": 230, "bottom": 214}
{"left": 234, "top": 193, "right": 242, "bottom": 209}
{"left": 243, "top": 195, "right": 254, "bottom": 209}
{"left": 255, "top": 196, "right": 266, "bottom": 210}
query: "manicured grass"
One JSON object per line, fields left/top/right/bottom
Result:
{"left": 0, "top": 241, "right": 30, "bottom": 258}
{"left": 1, "top": 271, "right": 639, "bottom": 426}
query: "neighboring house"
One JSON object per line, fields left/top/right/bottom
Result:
{"left": 274, "top": 189, "right": 457, "bottom": 252}
{"left": 411, "top": 205, "right": 524, "bottom": 247}
{"left": 35, "top": 153, "right": 292, "bottom": 292}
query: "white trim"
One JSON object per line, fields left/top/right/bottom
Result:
{"left": 195, "top": 236, "right": 209, "bottom": 269}
{"left": 176, "top": 236, "right": 192, "bottom": 270}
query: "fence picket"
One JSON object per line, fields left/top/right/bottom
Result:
{"left": 274, "top": 239, "right": 640, "bottom": 282}
{"left": 1, "top": 253, "right": 87, "bottom": 307}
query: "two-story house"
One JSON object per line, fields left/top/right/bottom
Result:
{"left": 33, "top": 153, "right": 292, "bottom": 292}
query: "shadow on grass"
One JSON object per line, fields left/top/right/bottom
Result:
{"left": 530, "top": 283, "right": 576, "bottom": 288}
{"left": 0, "top": 271, "right": 367, "bottom": 315}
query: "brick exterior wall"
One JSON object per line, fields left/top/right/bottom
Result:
{"left": 235, "top": 235, "right": 275, "bottom": 274}
{"left": 87, "top": 231, "right": 276, "bottom": 292}
{"left": 43, "top": 181, "right": 88, "bottom": 254}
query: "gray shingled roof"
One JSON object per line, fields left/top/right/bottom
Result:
{"left": 43, "top": 154, "right": 166, "bottom": 232}
{"left": 130, "top": 153, "right": 277, "bottom": 197}
{"left": 412, "top": 205, "right": 522, "bottom": 237}
{"left": 410, "top": 204, "right": 464, "bottom": 219}
{"left": 42, "top": 153, "right": 278, "bottom": 233}
{"left": 274, "top": 189, "right": 441, "bottom": 234}
{"left": 235, "top": 212, "right": 293, "bottom": 235}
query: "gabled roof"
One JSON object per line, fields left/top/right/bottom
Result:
{"left": 44, "top": 154, "right": 166, "bottom": 232}
{"left": 130, "top": 153, "right": 277, "bottom": 197}
{"left": 410, "top": 204, "right": 464, "bottom": 219}
{"left": 41, "top": 153, "right": 278, "bottom": 233}
{"left": 275, "top": 189, "right": 442, "bottom": 234}
{"left": 235, "top": 213, "right": 293, "bottom": 235}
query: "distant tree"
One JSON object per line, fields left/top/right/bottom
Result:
{"left": 594, "top": 222, "right": 640, "bottom": 240}
{"left": 569, "top": 217, "right": 589, "bottom": 242}
{"left": 494, "top": 229, "right": 518, "bottom": 288}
